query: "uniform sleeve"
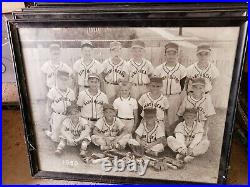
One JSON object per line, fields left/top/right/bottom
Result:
{"left": 96, "top": 60, "right": 104, "bottom": 74}
{"left": 132, "top": 99, "right": 138, "bottom": 110}
{"left": 41, "top": 62, "right": 48, "bottom": 74}
{"left": 163, "top": 96, "right": 170, "bottom": 110}
{"left": 174, "top": 123, "right": 184, "bottom": 135}
{"left": 138, "top": 94, "right": 145, "bottom": 107}
{"left": 47, "top": 87, "right": 55, "bottom": 100}
{"left": 194, "top": 122, "right": 204, "bottom": 134}
{"left": 103, "top": 93, "right": 109, "bottom": 104}
{"left": 177, "top": 97, "right": 186, "bottom": 116}
{"left": 63, "top": 64, "right": 73, "bottom": 75}
{"left": 62, "top": 118, "right": 70, "bottom": 131}
{"left": 185, "top": 65, "right": 192, "bottom": 78}
{"left": 147, "top": 61, "right": 155, "bottom": 75}
{"left": 77, "top": 91, "right": 84, "bottom": 106}
{"left": 101, "top": 60, "right": 108, "bottom": 74}
{"left": 73, "top": 60, "right": 79, "bottom": 73}
{"left": 122, "top": 61, "right": 130, "bottom": 75}
{"left": 113, "top": 99, "right": 119, "bottom": 110}
{"left": 135, "top": 122, "right": 144, "bottom": 137}
{"left": 68, "top": 89, "right": 76, "bottom": 101}
{"left": 94, "top": 118, "right": 103, "bottom": 131}
{"left": 153, "top": 65, "right": 161, "bottom": 77}
{"left": 180, "top": 64, "right": 187, "bottom": 79}
{"left": 116, "top": 118, "right": 125, "bottom": 131}
{"left": 205, "top": 95, "right": 216, "bottom": 117}
{"left": 156, "top": 122, "right": 165, "bottom": 139}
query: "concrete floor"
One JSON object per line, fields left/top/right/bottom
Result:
{"left": 2, "top": 110, "right": 248, "bottom": 184}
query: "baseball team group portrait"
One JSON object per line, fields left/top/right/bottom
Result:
{"left": 20, "top": 27, "right": 239, "bottom": 183}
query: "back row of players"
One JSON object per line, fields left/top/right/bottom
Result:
{"left": 41, "top": 40, "right": 219, "bottom": 162}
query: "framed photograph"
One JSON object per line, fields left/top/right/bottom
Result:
{"left": 8, "top": 3, "right": 247, "bottom": 184}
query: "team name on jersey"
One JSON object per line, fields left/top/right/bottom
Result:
{"left": 191, "top": 73, "right": 212, "bottom": 81}
{"left": 131, "top": 69, "right": 147, "bottom": 78}
{"left": 83, "top": 100, "right": 104, "bottom": 105}
{"left": 144, "top": 103, "right": 165, "bottom": 111}
{"left": 54, "top": 97, "right": 71, "bottom": 103}
{"left": 162, "top": 74, "right": 180, "bottom": 82}
{"left": 48, "top": 72, "right": 56, "bottom": 78}
{"left": 107, "top": 69, "right": 126, "bottom": 77}
{"left": 79, "top": 69, "right": 90, "bottom": 76}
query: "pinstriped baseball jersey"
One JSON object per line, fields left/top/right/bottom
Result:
{"left": 135, "top": 120, "right": 165, "bottom": 143}
{"left": 186, "top": 62, "right": 219, "bottom": 92}
{"left": 177, "top": 94, "right": 216, "bottom": 121}
{"left": 102, "top": 58, "right": 128, "bottom": 83}
{"left": 73, "top": 58, "right": 102, "bottom": 87}
{"left": 77, "top": 89, "right": 108, "bottom": 119}
{"left": 138, "top": 93, "right": 169, "bottom": 120}
{"left": 174, "top": 121, "right": 204, "bottom": 146}
{"left": 41, "top": 61, "right": 72, "bottom": 88}
{"left": 95, "top": 117, "right": 124, "bottom": 137}
{"left": 154, "top": 63, "right": 186, "bottom": 95}
{"left": 127, "top": 58, "right": 154, "bottom": 85}
{"left": 47, "top": 87, "right": 75, "bottom": 114}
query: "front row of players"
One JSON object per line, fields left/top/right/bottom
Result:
{"left": 46, "top": 71, "right": 212, "bottom": 163}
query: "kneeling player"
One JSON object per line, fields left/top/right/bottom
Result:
{"left": 128, "top": 108, "right": 166, "bottom": 157}
{"left": 91, "top": 104, "right": 131, "bottom": 151}
{"left": 167, "top": 109, "right": 210, "bottom": 163}
{"left": 55, "top": 104, "right": 91, "bottom": 157}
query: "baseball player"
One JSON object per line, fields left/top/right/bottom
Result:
{"left": 177, "top": 78, "right": 216, "bottom": 137}
{"left": 45, "top": 70, "right": 76, "bottom": 142}
{"left": 91, "top": 104, "right": 131, "bottom": 151}
{"left": 77, "top": 73, "right": 109, "bottom": 130}
{"left": 73, "top": 41, "right": 102, "bottom": 93}
{"left": 55, "top": 104, "right": 91, "bottom": 157}
{"left": 186, "top": 43, "right": 219, "bottom": 94}
{"left": 101, "top": 41, "right": 129, "bottom": 103}
{"left": 127, "top": 40, "right": 154, "bottom": 100}
{"left": 113, "top": 81, "right": 138, "bottom": 134}
{"left": 41, "top": 43, "right": 72, "bottom": 89}
{"left": 128, "top": 108, "right": 166, "bottom": 157}
{"left": 167, "top": 109, "right": 210, "bottom": 163}
{"left": 138, "top": 77, "right": 169, "bottom": 131}
{"left": 154, "top": 42, "right": 187, "bottom": 129}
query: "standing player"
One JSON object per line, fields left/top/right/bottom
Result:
{"left": 101, "top": 41, "right": 129, "bottom": 103}
{"left": 41, "top": 43, "right": 72, "bottom": 89}
{"left": 186, "top": 43, "right": 219, "bottom": 94}
{"left": 138, "top": 77, "right": 169, "bottom": 132}
{"left": 127, "top": 40, "right": 154, "bottom": 100}
{"left": 154, "top": 42, "right": 187, "bottom": 131}
{"left": 73, "top": 41, "right": 102, "bottom": 93}
{"left": 77, "top": 73, "right": 109, "bottom": 130}
{"left": 45, "top": 70, "right": 76, "bottom": 142}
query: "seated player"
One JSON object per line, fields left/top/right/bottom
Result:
{"left": 167, "top": 109, "right": 210, "bottom": 163}
{"left": 91, "top": 104, "right": 131, "bottom": 151}
{"left": 45, "top": 70, "right": 75, "bottom": 142}
{"left": 128, "top": 108, "right": 166, "bottom": 157}
{"left": 113, "top": 81, "right": 138, "bottom": 134}
{"left": 55, "top": 104, "right": 91, "bottom": 157}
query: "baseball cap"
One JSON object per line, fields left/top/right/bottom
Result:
{"left": 88, "top": 73, "right": 100, "bottom": 80}
{"left": 131, "top": 40, "right": 145, "bottom": 49}
{"left": 103, "top": 103, "right": 115, "bottom": 111}
{"left": 165, "top": 42, "right": 178, "bottom": 52}
{"left": 144, "top": 108, "right": 157, "bottom": 117}
{"left": 192, "top": 78, "right": 206, "bottom": 86}
{"left": 119, "top": 80, "right": 132, "bottom": 88}
{"left": 110, "top": 41, "right": 122, "bottom": 50}
{"left": 81, "top": 40, "right": 94, "bottom": 48}
{"left": 183, "top": 108, "right": 198, "bottom": 117}
{"left": 66, "top": 103, "right": 80, "bottom": 115}
{"left": 150, "top": 77, "right": 163, "bottom": 85}
{"left": 197, "top": 43, "right": 211, "bottom": 54}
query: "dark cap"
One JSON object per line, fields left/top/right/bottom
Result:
{"left": 119, "top": 80, "right": 132, "bottom": 88}
{"left": 165, "top": 42, "right": 178, "bottom": 52}
{"left": 81, "top": 40, "right": 94, "bottom": 48}
{"left": 192, "top": 78, "right": 206, "bottom": 86}
{"left": 183, "top": 108, "right": 198, "bottom": 117}
{"left": 57, "top": 70, "right": 70, "bottom": 79}
{"left": 110, "top": 41, "right": 122, "bottom": 50}
{"left": 150, "top": 77, "right": 163, "bottom": 85}
{"left": 66, "top": 103, "right": 79, "bottom": 115}
{"left": 197, "top": 43, "right": 211, "bottom": 54}
{"left": 144, "top": 108, "right": 157, "bottom": 117}
{"left": 131, "top": 40, "right": 145, "bottom": 49}
{"left": 103, "top": 103, "right": 115, "bottom": 111}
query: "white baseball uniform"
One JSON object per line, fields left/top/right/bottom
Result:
{"left": 41, "top": 61, "right": 72, "bottom": 88}
{"left": 127, "top": 58, "right": 154, "bottom": 100}
{"left": 47, "top": 87, "right": 75, "bottom": 142}
{"left": 77, "top": 89, "right": 108, "bottom": 128}
{"left": 177, "top": 94, "right": 216, "bottom": 122}
{"left": 167, "top": 121, "right": 209, "bottom": 156}
{"left": 102, "top": 58, "right": 129, "bottom": 102}
{"left": 73, "top": 58, "right": 102, "bottom": 91}
{"left": 91, "top": 117, "right": 131, "bottom": 148}
{"left": 128, "top": 120, "right": 165, "bottom": 153}
{"left": 138, "top": 92, "right": 169, "bottom": 121}
{"left": 186, "top": 62, "right": 219, "bottom": 93}
{"left": 113, "top": 96, "right": 138, "bottom": 133}
{"left": 154, "top": 62, "right": 187, "bottom": 126}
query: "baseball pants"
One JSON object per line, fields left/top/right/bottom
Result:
{"left": 49, "top": 112, "right": 67, "bottom": 142}
{"left": 119, "top": 119, "right": 135, "bottom": 134}
{"left": 130, "top": 85, "right": 148, "bottom": 100}
{"left": 167, "top": 136, "right": 210, "bottom": 156}
{"left": 91, "top": 134, "right": 131, "bottom": 148}
{"left": 104, "top": 83, "right": 119, "bottom": 103}
{"left": 128, "top": 139, "right": 164, "bottom": 154}
{"left": 57, "top": 138, "right": 90, "bottom": 152}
